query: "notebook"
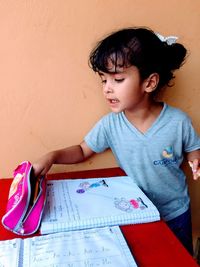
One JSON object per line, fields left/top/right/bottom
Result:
{"left": 0, "top": 226, "right": 137, "bottom": 267}
{"left": 41, "top": 176, "right": 160, "bottom": 234}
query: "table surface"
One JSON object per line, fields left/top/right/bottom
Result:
{"left": 0, "top": 167, "right": 198, "bottom": 267}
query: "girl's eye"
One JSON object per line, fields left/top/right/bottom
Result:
{"left": 115, "top": 78, "right": 124, "bottom": 83}
{"left": 101, "top": 80, "right": 107, "bottom": 84}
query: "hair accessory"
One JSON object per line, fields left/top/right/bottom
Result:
{"left": 1, "top": 161, "right": 46, "bottom": 235}
{"left": 156, "top": 33, "right": 178, "bottom": 45}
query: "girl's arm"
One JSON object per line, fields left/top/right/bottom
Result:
{"left": 32, "top": 141, "right": 94, "bottom": 177}
{"left": 186, "top": 149, "right": 200, "bottom": 180}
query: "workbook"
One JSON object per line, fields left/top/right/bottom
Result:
{"left": 41, "top": 176, "right": 160, "bottom": 234}
{"left": 0, "top": 226, "right": 137, "bottom": 267}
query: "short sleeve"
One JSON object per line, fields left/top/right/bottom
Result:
{"left": 84, "top": 117, "right": 109, "bottom": 153}
{"left": 183, "top": 115, "right": 200, "bottom": 152}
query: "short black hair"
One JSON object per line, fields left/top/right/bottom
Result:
{"left": 89, "top": 27, "right": 187, "bottom": 91}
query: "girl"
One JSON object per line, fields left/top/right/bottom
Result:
{"left": 33, "top": 27, "right": 200, "bottom": 255}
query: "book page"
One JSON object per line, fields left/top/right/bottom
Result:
{"left": 23, "top": 226, "right": 137, "bottom": 267}
{"left": 0, "top": 238, "right": 21, "bottom": 267}
{"left": 41, "top": 176, "right": 160, "bottom": 234}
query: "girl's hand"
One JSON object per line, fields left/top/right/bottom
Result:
{"left": 32, "top": 152, "right": 55, "bottom": 178}
{"left": 188, "top": 159, "right": 200, "bottom": 180}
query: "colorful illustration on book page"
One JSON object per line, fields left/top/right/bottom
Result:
{"left": 76, "top": 179, "right": 108, "bottom": 194}
{"left": 114, "top": 197, "right": 148, "bottom": 212}
{"left": 76, "top": 180, "right": 147, "bottom": 213}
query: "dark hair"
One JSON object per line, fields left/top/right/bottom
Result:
{"left": 89, "top": 27, "right": 187, "bottom": 92}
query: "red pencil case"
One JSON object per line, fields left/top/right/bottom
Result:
{"left": 1, "top": 161, "right": 46, "bottom": 235}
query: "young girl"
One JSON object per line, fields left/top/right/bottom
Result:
{"left": 33, "top": 27, "right": 200, "bottom": 255}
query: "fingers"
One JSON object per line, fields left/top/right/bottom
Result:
{"left": 192, "top": 159, "right": 199, "bottom": 172}
{"left": 188, "top": 159, "right": 200, "bottom": 180}
{"left": 32, "top": 163, "right": 45, "bottom": 178}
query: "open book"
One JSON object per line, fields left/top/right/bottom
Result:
{"left": 0, "top": 226, "right": 137, "bottom": 267}
{"left": 41, "top": 176, "right": 160, "bottom": 234}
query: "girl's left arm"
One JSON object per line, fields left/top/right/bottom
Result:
{"left": 186, "top": 149, "right": 200, "bottom": 180}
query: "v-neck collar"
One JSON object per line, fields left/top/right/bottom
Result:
{"left": 121, "top": 103, "right": 168, "bottom": 139}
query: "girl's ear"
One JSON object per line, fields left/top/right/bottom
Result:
{"left": 144, "top": 73, "right": 159, "bottom": 93}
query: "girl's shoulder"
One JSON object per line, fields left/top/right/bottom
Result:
{"left": 100, "top": 111, "right": 123, "bottom": 121}
{"left": 97, "top": 112, "right": 124, "bottom": 129}
{"left": 165, "top": 103, "right": 191, "bottom": 121}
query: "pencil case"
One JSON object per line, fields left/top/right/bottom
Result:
{"left": 1, "top": 161, "right": 46, "bottom": 236}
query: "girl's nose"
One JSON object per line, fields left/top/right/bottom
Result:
{"left": 103, "top": 83, "right": 113, "bottom": 94}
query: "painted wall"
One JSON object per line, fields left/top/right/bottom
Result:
{"left": 0, "top": 1, "right": 200, "bottom": 237}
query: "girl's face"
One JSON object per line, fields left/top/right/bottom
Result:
{"left": 99, "top": 65, "right": 149, "bottom": 113}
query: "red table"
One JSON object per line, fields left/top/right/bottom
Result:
{"left": 0, "top": 167, "right": 198, "bottom": 267}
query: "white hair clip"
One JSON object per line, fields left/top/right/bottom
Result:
{"left": 156, "top": 33, "right": 178, "bottom": 45}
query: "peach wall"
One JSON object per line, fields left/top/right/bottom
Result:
{"left": 0, "top": 1, "right": 200, "bottom": 235}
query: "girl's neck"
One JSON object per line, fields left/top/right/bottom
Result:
{"left": 124, "top": 101, "right": 164, "bottom": 134}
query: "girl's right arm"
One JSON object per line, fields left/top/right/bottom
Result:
{"left": 32, "top": 141, "right": 94, "bottom": 177}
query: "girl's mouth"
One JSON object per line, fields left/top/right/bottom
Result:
{"left": 108, "top": 98, "right": 119, "bottom": 104}
{"left": 105, "top": 97, "right": 120, "bottom": 110}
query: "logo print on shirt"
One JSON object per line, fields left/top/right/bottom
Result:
{"left": 162, "top": 146, "right": 173, "bottom": 158}
{"left": 153, "top": 146, "right": 177, "bottom": 166}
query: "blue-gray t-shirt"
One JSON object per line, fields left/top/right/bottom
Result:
{"left": 84, "top": 103, "right": 200, "bottom": 221}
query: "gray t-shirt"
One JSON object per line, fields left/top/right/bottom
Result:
{"left": 84, "top": 103, "right": 200, "bottom": 221}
